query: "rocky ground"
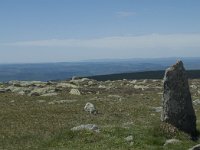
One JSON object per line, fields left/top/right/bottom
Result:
{"left": 1, "top": 78, "right": 200, "bottom": 149}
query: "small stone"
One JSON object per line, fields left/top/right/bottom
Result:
{"left": 142, "top": 79, "right": 147, "bottom": 83}
{"left": 84, "top": 102, "right": 97, "bottom": 115}
{"left": 59, "top": 99, "right": 77, "bottom": 103}
{"left": 71, "top": 124, "right": 100, "bottom": 133}
{"left": 134, "top": 85, "right": 148, "bottom": 90}
{"left": 37, "top": 100, "right": 46, "bottom": 103}
{"left": 88, "top": 81, "right": 94, "bottom": 86}
{"left": 56, "top": 83, "right": 78, "bottom": 88}
{"left": 124, "top": 135, "right": 133, "bottom": 142}
{"left": 81, "top": 78, "right": 90, "bottom": 82}
{"left": 69, "top": 89, "right": 81, "bottom": 95}
{"left": 108, "top": 95, "right": 121, "bottom": 99}
{"left": 164, "top": 139, "right": 181, "bottom": 146}
{"left": 151, "top": 107, "right": 162, "bottom": 113}
{"left": 18, "top": 91, "right": 25, "bottom": 95}
{"left": 191, "top": 85, "right": 198, "bottom": 89}
{"left": 48, "top": 99, "right": 78, "bottom": 105}
{"left": 193, "top": 99, "right": 200, "bottom": 105}
{"left": 98, "top": 85, "right": 106, "bottom": 89}
{"left": 0, "top": 88, "right": 7, "bottom": 93}
{"left": 48, "top": 102, "right": 55, "bottom": 105}
{"left": 122, "top": 122, "right": 134, "bottom": 127}
{"left": 28, "top": 87, "right": 56, "bottom": 96}
{"left": 130, "top": 80, "right": 137, "bottom": 84}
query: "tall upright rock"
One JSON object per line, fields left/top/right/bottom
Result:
{"left": 161, "top": 60, "right": 196, "bottom": 135}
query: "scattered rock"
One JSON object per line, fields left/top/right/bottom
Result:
{"left": 6, "top": 86, "right": 23, "bottom": 93}
{"left": 88, "top": 81, "right": 94, "bottom": 86}
{"left": 0, "top": 88, "right": 7, "bottom": 93}
{"left": 81, "top": 78, "right": 90, "bottom": 82}
{"left": 142, "top": 79, "right": 147, "bottom": 83}
{"left": 61, "top": 99, "right": 78, "bottom": 103}
{"left": 48, "top": 99, "right": 77, "bottom": 105}
{"left": 189, "top": 144, "right": 200, "bottom": 150}
{"left": 70, "top": 78, "right": 90, "bottom": 85}
{"left": 18, "top": 91, "right": 25, "bottom": 95}
{"left": 161, "top": 61, "right": 196, "bottom": 135}
{"left": 28, "top": 87, "right": 56, "bottom": 96}
{"left": 8, "top": 80, "right": 21, "bottom": 86}
{"left": 134, "top": 85, "right": 148, "bottom": 90}
{"left": 37, "top": 100, "right": 46, "bottom": 103}
{"left": 5, "top": 86, "right": 32, "bottom": 95}
{"left": 71, "top": 124, "right": 100, "bottom": 133}
{"left": 56, "top": 82, "right": 78, "bottom": 88}
{"left": 48, "top": 101, "right": 55, "bottom": 105}
{"left": 98, "top": 85, "right": 107, "bottom": 89}
{"left": 164, "top": 139, "right": 181, "bottom": 146}
{"left": 191, "top": 85, "right": 198, "bottom": 90}
{"left": 124, "top": 135, "right": 133, "bottom": 142}
{"left": 130, "top": 80, "right": 137, "bottom": 84}
{"left": 151, "top": 107, "right": 162, "bottom": 113}
{"left": 193, "top": 99, "right": 200, "bottom": 105}
{"left": 23, "top": 81, "right": 46, "bottom": 87}
{"left": 69, "top": 89, "right": 81, "bottom": 95}
{"left": 122, "top": 121, "right": 134, "bottom": 127}
{"left": 8, "top": 80, "right": 47, "bottom": 87}
{"left": 47, "top": 81, "right": 55, "bottom": 85}
{"left": 41, "top": 93, "right": 57, "bottom": 97}
{"left": 29, "top": 92, "right": 40, "bottom": 96}
{"left": 84, "top": 102, "right": 97, "bottom": 115}
{"left": 108, "top": 95, "right": 121, "bottom": 99}
{"left": 108, "top": 95, "right": 122, "bottom": 102}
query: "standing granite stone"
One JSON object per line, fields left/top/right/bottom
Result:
{"left": 161, "top": 60, "right": 196, "bottom": 135}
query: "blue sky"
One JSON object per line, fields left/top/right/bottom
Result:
{"left": 0, "top": 0, "right": 200, "bottom": 63}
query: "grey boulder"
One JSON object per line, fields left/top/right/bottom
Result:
{"left": 161, "top": 60, "right": 196, "bottom": 135}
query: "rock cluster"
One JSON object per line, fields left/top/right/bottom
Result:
{"left": 161, "top": 61, "right": 196, "bottom": 135}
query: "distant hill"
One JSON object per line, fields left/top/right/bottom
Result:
{"left": 0, "top": 57, "right": 200, "bottom": 82}
{"left": 87, "top": 70, "right": 200, "bottom": 81}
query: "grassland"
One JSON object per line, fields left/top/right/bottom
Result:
{"left": 0, "top": 79, "right": 200, "bottom": 149}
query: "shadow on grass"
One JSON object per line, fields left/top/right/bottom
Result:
{"left": 191, "top": 129, "right": 200, "bottom": 141}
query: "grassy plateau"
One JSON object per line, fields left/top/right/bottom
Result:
{"left": 0, "top": 79, "right": 200, "bottom": 149}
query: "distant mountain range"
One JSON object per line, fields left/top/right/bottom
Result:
{"left": 0, "top": 57, "right": 199, "bottom": 82}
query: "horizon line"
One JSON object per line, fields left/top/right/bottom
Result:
{"left": 0, "top": 56, "right": 200, "bottom": 65}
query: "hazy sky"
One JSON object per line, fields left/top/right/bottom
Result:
{"left": 0, "top": 0, "right": 200, "bottom": 63}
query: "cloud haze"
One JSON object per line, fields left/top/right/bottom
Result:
{"left": 3, "top": 34, "right": 200, "bottom": 49}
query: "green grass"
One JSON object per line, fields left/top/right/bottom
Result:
{"left": 0, "top": 79, "right": 200, "bottom": 149}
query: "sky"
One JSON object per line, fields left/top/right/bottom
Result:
{"left": 0, "top": 0, "right": 200, "bottom": 63}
